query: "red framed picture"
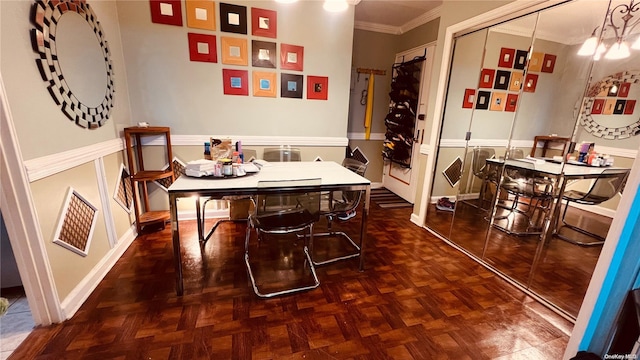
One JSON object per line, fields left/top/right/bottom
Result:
{"left": 280, "top": 44, "right": 304, "bottom": 71}
{"left": 222, "top": 69, "right": 249, "bottom": 96}
{"left": 624, "top": 99, "right": 636, "bottom": 115}
{"left": 462, "top": 88, "right": 475, "bottom": 108}
{"left": 619, "top": 82, "right": 631, "bottom": 98}
{"left": 523, "top": 73, "right": 539, "bottom": 93}
{"left": 150, "top": 0, "right": 183, "bottom": 26}
{"left": 479, "top": 69, "right": 495, "bottom": 89}
{"left": 307, "top": 76, "right": 328, "bottom": 100}
{"left": 187, "top": 33, "right": 217, "bottom": 63}
{"left": 251, "top": 7, "right": 277, "bottom": 38}
{"left": 505, "top": 93, "right": 518, "bottom": 112}
{"left": 541, "top": 54, "right": 557, "bottom": 73}
{"left": 498, "top": 48, "right": 515, "bottom": 68}
{"left": 591, "top": 99, "right": 605, "bottom": 114}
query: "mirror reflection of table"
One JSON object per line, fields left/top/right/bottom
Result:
{"left": 167, "top": 161, "right": 372, "bottom": 296}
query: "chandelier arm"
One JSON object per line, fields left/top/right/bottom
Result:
{"left": 608, "top": 3, "right": 627, "bottom": 41}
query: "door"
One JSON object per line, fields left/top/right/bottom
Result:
{"left": 383, "top": 44, "right": 434, "bottom": 203}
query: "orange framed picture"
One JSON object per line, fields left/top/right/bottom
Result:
{"left": 221, "top": 36, "right": 248, "bottom": 66}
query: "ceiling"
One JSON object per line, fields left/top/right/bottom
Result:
{"left": 354, "top": 0, "right": 443, "bottom": 34}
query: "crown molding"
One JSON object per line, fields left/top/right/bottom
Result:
{"left": 355, "top": 5, "right": 441, "bottom": 35}
{"left": 354, "top": 21, "right": 401, "bottom": 35}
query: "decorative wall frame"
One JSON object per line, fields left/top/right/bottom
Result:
{"left": 53, "top": 187, "right": 98, "bottom": 257}
{"left": 252, "top": 71, "right": 277, "bottom": 97}
{"left": 498, "top": 47, "right": 515, "bottom": 68}
{"left": 462, "top": 88, "right": 475, "bottom": 109}
{"left": 221, "top": 37, "right": 248, "bottom": 65}
{"left": 30, "top": 0, "right": 115, "bottom": 129}
{"left": 523, "top": 73, "right": 538, "bottom": 93}
{"left": 251, "top": 7, "right": 277, "bottom": 38}
{"left": 307, "top": 76, "right": 328, "bottom": 100}
{"left": 223, "top": 69, "right": 249, "bottom": 96}
{"left": 186, "top": 0, "right": 216, "bottom": 31}
{"left": 281, "top": 73, "right": 303, "bottom": 98}
{"left": 150, "top": 0, "right": 183, "bottom": 26}
{"left": 514, "top": 50, "right": 528, "bottom": 70}
{"left": 476, "top": 91, "right": 490, "bottom": 110}
{"left": 280, "top": 44, "right": 304, "bottom": 71}
{"left": 541, "top": 54, "right": 556, "bottom": 73}
{"left": 251, "top": 40, "right": 276, "bottom": 68}
{"left": 509, "top": 72, "right": 523, "bottom": 92}
{"left": 505, "top": 94, "right": 518, "bottom": 112}
{"left": 490, "top": 92, "right": 506, "bottom": 111}
{"left": 113, "top": 164, "right": 133, "bottom": 213}
{"left": 528, "top": 52, "right": 544, "bottom": 72}
{"left": 579, "top": 71, "right": 640, "bottom": 139}
{"left": 188, "top": 33, "right": 217, "bottom": 63}
{"left": 220, "top": 3, "right": 247, "bottom": 34}
{"left": 493, "top": 70, "right": 511, "bottom": 90}
{"left": 156, "top": 158, "right": 186, "bottom": 191}
{"left": 478, "top": 69, "right": 495, "bottom": 88}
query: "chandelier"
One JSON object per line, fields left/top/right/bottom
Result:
{"left": 578, "top": 0, "right": 640, "bottom": 60}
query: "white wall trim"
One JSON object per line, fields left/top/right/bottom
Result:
{"left": 156, "top": 135, "right": 349, "bottom": 147}
{"left": 354, "top": 21, "right": 401, "bottom": 35}
{"left": 95, "top": 158, "right": 118, "bottom": 247}
{"left": 25, "top": 138, "right": 124, "bottom": 182}
{"left": 347, "top": 132, "right": 385, "bottom": 141}
{"left": 0, "top": 73, "right": 63, "bottom": 325}
{"left": 593, "top": 145, "right": 638, "bottom": 159}
{"left": 354, "top": 5, "right": 441, "bottom": 35}
{"left": 60, "top": 225, "right": 136, "bottom": 319}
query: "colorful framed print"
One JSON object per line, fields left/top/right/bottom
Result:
{"left": 523, "top": 73, "right": 538, "bottom": 93}
{"left": 475, "top": 91, "right": 490, "bottom": 110}
{"left": 307, "top": 76, "right": 328, "bottom": 100}
{"left": 251, "top": 7, "right": 277, "bottom": 38}
{"left": 462, "top": 88, "right": 475, "bottom": 109}
{"left": 281, "top": 73, "right": 303, "bottom": 99}
{"left": 186, "top": 0, "right": 215, "bottom": 30}
{"left": 280, "top": 44, "right": 304, "bottom": 71}
{"left": 252, "top": 71, "right": 277, "bottom": 97}
{"left": 252, "top": 40, "right": 276, "bottom": 68}
{"left": 624, "top": 99, "right": 636, "bottom": 114}
{"left": 619, "top": 82, "right": 631, "bottom": 97}
{"left": 222, "top": 69, "right": 249, "bottom": 96}
{"left": 490, "top": 92, "right": 506, "bottom": 111}
{"left": 514, "top": 50, "right": 528, "bottom": 70}
{"left": 150, "top": 0, "right": 183, "bottom": 26}
{"left": 221, "top": 36, "right": 248, "bottom": 65}
{"left": 478, "top": 69, "right": 495, "bottom": 89}
{"left": 509, "top": 72, "right": 523, "bottom": 92}
{"left": 505, "top": 93, "right": 518, "bottom": 112}
{"left": 603, "top": 99, "right": 616, "bottom": 115}
{"left": 498, "top": 48, "right": 515, "bottom": 68}
{"left": 188, "top": 33, "right": 217, "bottom": 63}
{"left": 494, "top": 70, "right": 511, "bottom": 90}
{"left": 220, "top": 3, "right": 247, "bottom": 34}
{"left": 528, "top": 52, "right": 544, "bottom": 72}
{"left": 614, "top": 100, "right": 626, "bottom": 115}
{"left": 591, "top": 99, "right": 605, "bottom": 114}
{"left": 541, "top": 54, "right": 557, "bottom": 73}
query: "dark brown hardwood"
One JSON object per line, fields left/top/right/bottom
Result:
{"left": 11, "top": 204, "right": 573, "bottom": 359}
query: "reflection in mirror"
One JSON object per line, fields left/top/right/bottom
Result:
{"left": 56, "top": 12, "right": 109, "bottom": 108}
{"left": 424, "top": 29, "right": 489, "bottom": 241}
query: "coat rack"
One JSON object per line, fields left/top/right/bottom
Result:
{"left": 356, "top": 68, "right": 386, "bottom": 76}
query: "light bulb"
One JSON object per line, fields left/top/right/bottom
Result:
{"left": 632, "top": 36, "right": 640, "bottom": 50}
{"left": 605, "top": 41, "right": 631, "bottom": 60}
{"left": 578, "top": 36, "right": 599, "bottom": 56}
{"left": 323, "top": 0, "right": 348, "bottom": 12}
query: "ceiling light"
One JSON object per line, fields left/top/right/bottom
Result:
{"left": 323, "top": 0, "right": 348, "bottom": 12}
{"left": 632, "top": 35, "right": 640, "bottom": 50}
{"left": 605, "top": 41, "right": 631, "bottom": 60}
{"left": 577, "top": 28, "right": 599, "bottom": 56}
{"left": 578, "top": 1, "right": 640, "bottom": 60}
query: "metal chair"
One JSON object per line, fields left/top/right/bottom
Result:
{"left": 493, "top": 161, "right": 556, "bottom": 236}
{"left": 244, "top": 178, "right": 322, "bottom": 298}
{"left": 310, "top": 158, "right": 367, "bottom": 266}
{"left": 263, "top": 147, "right": 301, "bottom": 162}
{"left": 556, "top": 169, "right": 630, "bottom": 246}
{"left": 468, "top": 147, "right": 496, "bottom": 210}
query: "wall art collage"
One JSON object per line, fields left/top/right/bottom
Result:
{"left": 150, "top": 0, "right": 328, "bottom": 100}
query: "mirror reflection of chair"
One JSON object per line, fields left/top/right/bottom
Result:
{"left": 244, "top": 178, "right": 322, "bottom": 298}
{"left": 493, "top": 161, "right": 556, "bottom": 236}
{"left": 310, "top": 158, "right": 367, "bottom": 266}
{"left": 468, "top": 147, "right": 496, "bottom": 210}
{"left": 556, "top": 169, "right": 630, "bottom": 246}
{"left": 263, "top": 147, "right": 301, "bottom": 162}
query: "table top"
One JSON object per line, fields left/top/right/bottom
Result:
{"left": 486, "top": 158, "right": 629, "bottom": 178}
{"left": 168, "top": 161, "right": 371, "bottom": 193}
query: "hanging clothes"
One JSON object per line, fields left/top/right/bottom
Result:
{"left": 363, "top": 74, "right": 374, "bottom": 140}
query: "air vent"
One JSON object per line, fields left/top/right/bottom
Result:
{"left": 443, "top": 157, "right": 463, "bottom": 187}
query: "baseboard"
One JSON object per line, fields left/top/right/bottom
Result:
{"left": 60, "top": 225, "right": 137, "bottom": 319}
{"left": 371, "top": 182, "right": 384, "bottom": 189}
{"left": 410, "top": 213, "right": 422, "bottom": 226}
{"left": 177, "top": 208, "right": 230, "bottom": 221}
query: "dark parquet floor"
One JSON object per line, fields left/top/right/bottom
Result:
{"left": 11, "top": 204, "right": 573, "bottom": 359}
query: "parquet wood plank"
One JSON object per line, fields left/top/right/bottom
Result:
{"left": 10, "top": 205, "right": 573, "bottom": 359}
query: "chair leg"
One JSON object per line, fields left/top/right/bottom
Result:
{"left": 555, "top": 200, "right": 605, "bottom": 246}
{"left": 302, "top": 214, "right": 361, "bottom": 266}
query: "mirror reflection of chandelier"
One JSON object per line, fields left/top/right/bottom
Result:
{"left": 578, "top": 0, "right": 640, "bottom": 60}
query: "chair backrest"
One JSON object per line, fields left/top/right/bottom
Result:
{"left": 336, "top": 158, "right": 368, "bottom": 211}
{"left": 263, "top": 147, "right": 301, "bottom": 162}
{"left": 502, "top": 161, "right": 556, "bottom": 198}
{"left": 255, "top": 178, "right": 322, "bottom": 221}
{"left": 343, "top": 158, "right": 367, "bottom": 176}
{"left": 584, "top": 169, "right": 630, "bottom": 203}
{"left": 508, "top": 148, "right": 525, "bottom": 159}
{"left": 471, "top": 147, "right": 496, "bottom": 177}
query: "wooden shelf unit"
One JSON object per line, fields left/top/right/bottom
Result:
{"left": 123, "top": 126, "right": 174, "bottom": 233}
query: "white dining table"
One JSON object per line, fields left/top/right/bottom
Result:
{"left": 167, "top": 161, "right": 372, "bottom": 296}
